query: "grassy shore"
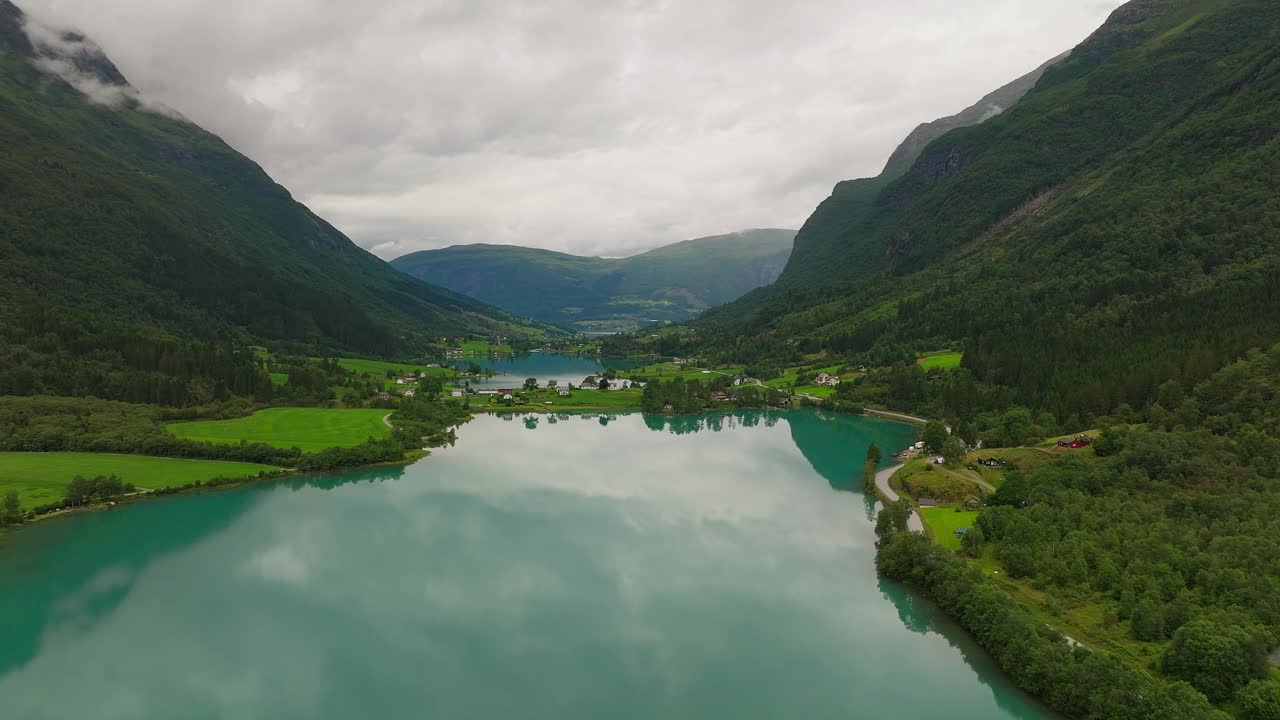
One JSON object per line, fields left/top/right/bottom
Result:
{"left": 0, "top": 452, "right": 282, "bottom": 509}
{"left": 168, "top": 408, "right": 391, "bottom": 452}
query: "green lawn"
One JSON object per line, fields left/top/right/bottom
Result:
{"left": 269, "top": 373, "right": 289, "bottom": 386}
{"left": 168, "top": 408, "right": 391, "bottom": 452}
{"left": 793, "top": 384, "right": 835, "bottom": 398}
{"left": 322, "top": 358, "right": 455, "bottom": 379}
{"left": 621, "top": 363, "right": 744, "bottom": 383}
{"left": 0, "top": 453, "right": 281, "bottom": 510}
{"left": 918, "top": 351, "right": 964, "bottom": 371}
{"left": 919, "top": 507, "right": 981, "bottom": 550}
{"left": 460, "top": 340, "right": 489, "bottom": 355}
{"left": 764, "top": 372, "right": 799, "bottom": 389}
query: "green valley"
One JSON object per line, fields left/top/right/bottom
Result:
{"left": 391, "top": 229, "right": 795, "bottom": 333}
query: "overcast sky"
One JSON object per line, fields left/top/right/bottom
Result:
{"left": 20, "top": 0, "right": 1123, "bottom": 259}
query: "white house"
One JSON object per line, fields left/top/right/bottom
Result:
{"left": 502, "top": 393, "right": 514, "bottom": 401}
{"left": 450, "top": 390, "right": 464, "bottom": 398}
{"left": 403, "top": 390, "right": 415, "bottom": 398}
{"left": 815, "top": 372, "right": 840, "bottom": 387}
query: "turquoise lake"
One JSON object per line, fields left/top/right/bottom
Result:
{"left": 0, "top": 410, "right": 1054, "bottom": 719}
{"left": 457, "top": 352, "right": 645, "bottom": 389}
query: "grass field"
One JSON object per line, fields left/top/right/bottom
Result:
{"left": 794, "top": 384, "right": 836, "bottom": 398}
{"left": 620, "top": 363, "right": 744, "bottom": 383}
{"left": 168, "top": 408, "right": 391, "bottom": 452}
{"left": 0, "top": 453, "right": 281, "bottom": 509}
{"left": 897, "top": 458, "right": 988, "bottom": 502}
{"left": 919, "top": 507, "right": 981, "bottom": 550}
{"left": 269, "top": 373, "right": 289, "bottom": 386}
{"left": 323, "top": 358, "right": 455, "bottom": 379}
{"left": 965, "top": 446, "right": 1059, "bottom": 488}
{"left": 918, "top": 351, "right": 964, "bottom": 371}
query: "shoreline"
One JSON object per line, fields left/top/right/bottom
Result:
{"left": 2, "top": 405, "right": 921, "bottom": 540}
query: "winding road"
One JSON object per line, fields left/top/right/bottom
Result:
{"left": 874, "top": 463, "right": 924, "bottom": 533}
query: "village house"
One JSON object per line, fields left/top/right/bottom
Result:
{"left": 502, "top": 393, "right": 514, "bottom": 401}
{"left": 710, "top": 391, "right": 728, "bottom": 402}
{"left": 478, "top": 390, "right": 499, "bottom": 396}
{"left": 403, "top": 390, "right": 415, "bottom": 398}
{"left": 917, "top": 498, "right": 938, "bottom": 508}
{"left": 377, "top": 392, "right": 391, "bottom": 400}
{"left": 815, "top": 372, "right": 840, "bottom": 387}
{"left": 558, "top": 389, "right": 571, "bottom": 397}
{"left": 450, "top": 390, "right": 464, "bottom": 398}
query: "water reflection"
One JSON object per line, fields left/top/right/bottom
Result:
{"left": 0, "top": 411, "right": 1047, "bottom": 720}
{"left": 878, "top": 576, "right": 1059, "bottom": 718}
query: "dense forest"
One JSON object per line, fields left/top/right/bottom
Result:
{"left": 878, "top": 344, "right": 1280, "bottom": 718}
{"left": 687, "top": 0, "right": 1280, "bottom": 431}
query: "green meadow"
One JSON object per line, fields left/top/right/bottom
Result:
{"left": 323, "top": 358, "right": 456, "bottom": 379}
{"left": 168, "top": 408, "right": 391, "bottom": 452}
{"left": 918, "top": 352, "right": 963, "bottom": 371}
{"left": 0, "top": 453, "right": 281, "bottom": 509}
{"left": 919, "top": 507, "right": 981, "bottom": 550}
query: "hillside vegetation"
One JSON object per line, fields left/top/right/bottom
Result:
{"left": 694, "top": 0, "right": 1280, "bottom": 427}
{"left": 0, "top": 0, "right": 552, "bottom": 406}
{"left": 391, "top": 229, "right": 795, "bottom": 332}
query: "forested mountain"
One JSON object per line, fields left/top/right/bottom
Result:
{"left": 694, "top": 0, "right": 1280, "bottom": 425}
{"left": 391, "top": 229, "right": 795, "bottom": 332}
{"left": 0, "top": 0, "right": 550, "bottom": 403}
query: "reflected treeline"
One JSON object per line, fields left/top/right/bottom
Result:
{"left": 877, "top": 576, "right": 1059, "bottom": 718}
{"left": 276, "top": 464, "right": 410, "bottom": 494}
{"left": 641, "top": 409, "right": 784, "bottom": 435}
{"left": 0, "top": 485, "right": 264, "bottom": 676}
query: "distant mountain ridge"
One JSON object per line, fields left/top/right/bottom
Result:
{"left": 392, "top": 229, "right": 796, "bottom": 333}
{"left": 0, "top": 0, "right": 546, "bottom": 362}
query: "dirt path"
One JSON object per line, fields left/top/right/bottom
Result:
{"left": 382, "top": 414, "right": 394, "bottom": 429}
{"left": 874, "top": 463, "right": 923, "bottom": 533}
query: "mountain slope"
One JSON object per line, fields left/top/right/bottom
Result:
{"left": 774, "top": 53, "right": 1068, "bottom": 291}
{"left": 696, "top": 0, "right": 1280, "bottom": 423}
{"left": 0, "top": 0, "right": 545, "bottom": 363}
{"left": 392, "top": 229, "right": 795, "bottom": 332}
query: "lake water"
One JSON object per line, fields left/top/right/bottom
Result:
{"left": 0, "top": 410, "right": 1053, "bottom": 719}
{"left": 457, "top": 352, "right": 645, "bottom": 389}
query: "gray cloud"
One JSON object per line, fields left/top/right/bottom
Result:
{"left": 16, "top": 0, "right": 1124, "bottom": 259}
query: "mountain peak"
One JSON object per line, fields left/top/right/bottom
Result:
{"left": 0, "top": 0, "right": 32, "bottom": 56}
